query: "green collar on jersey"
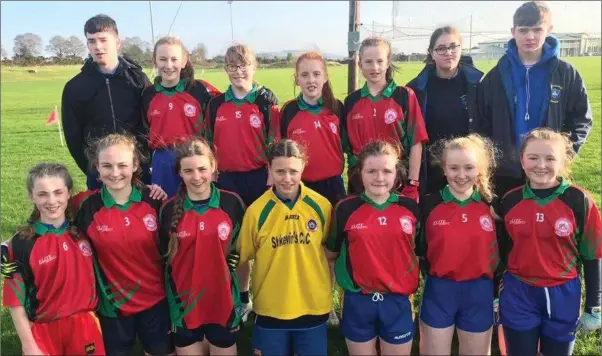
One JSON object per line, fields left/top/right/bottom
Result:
{"left": 440, "top": 185, "right": 481, "bottom": 207}
{"left": 183, "top": 183, "right": 221, "bottom": 213}
{"left": 33, "top": 221, "right": 69, "bottom": 236}
{"left": 297, "top": 94, "right": 324, "bottom": 115}
{"left": 101, "top": 185, "right": 142, "bottom": 211}
{"left": 360, "top": 80, "right": 397, "bottom": 101}
{"left": 522, "top": 178, "right": 570, "bottom": 206}
{"left": 225, "top": 84, "right": 258, "bottom": 105}
{"left": 361, "top": 191, "right": 399, "bottom": 211}
{"left": 154, "top": 78, "right": 186, "bottom": 97}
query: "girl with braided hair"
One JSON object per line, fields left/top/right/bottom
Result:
{"left": 158, "top": 138, "right": 246, "bottom": 355}
{"left": 1, "top": 163, "right": 105, "bottom": 355}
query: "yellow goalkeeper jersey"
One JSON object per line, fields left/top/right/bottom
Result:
{"left": 237, "top": 184, "right": 333, "bottom": 320}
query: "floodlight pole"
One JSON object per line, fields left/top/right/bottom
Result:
{"left": 228, "top": 1, "right": 234, "bottom": 43}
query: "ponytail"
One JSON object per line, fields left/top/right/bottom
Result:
{"left": 321, "top": 80, "right": 341, "bottom": 116}
{"left": 180, "top": 60, "right": 196, "bottom": 89}
{"left": 165, "top": 184, "right": 187, "bottom": 263}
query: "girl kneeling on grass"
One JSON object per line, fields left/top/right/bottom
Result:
{"left": 2, "top": 163, "right": 105, "bottom": 355}
{"left": 142, "top": 36, "right": 221, "bottom": 199}
{"left": 326, "top": 140, "right": 421, "bottom": 356}
{"left": 159, "top": 138, "right": 246, "bottom": 356}
{"left": 498, "top": 128, "right": 601, "bottom": 356}
{"left": 417, "top": 134, "right": 498, "bottom": 355}
{"left": 75, "top": 134, "right": 173, "bottom": 356}
{"left": 237, "top": 139, "right": 334, "bottom": 356}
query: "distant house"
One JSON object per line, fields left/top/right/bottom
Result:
{"left": 468, "top": 32, "right": 601, "bottom": 61}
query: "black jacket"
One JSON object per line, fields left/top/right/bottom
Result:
{"left": 475, "top": 54, "right": 592, "bottom": 179}
{"left": 406, "top": 57, "right": 484, "bottom": 193}
{"left": 62, "top": 56, "right": 151, "bottom": 174}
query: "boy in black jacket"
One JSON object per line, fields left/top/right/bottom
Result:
{"left": 476, "top": 1, "right": 592, "bottom": 199}
{"left": 62, "top": 14, "right": 152, "bottom": 189}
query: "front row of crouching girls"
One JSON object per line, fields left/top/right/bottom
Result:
{"left": 3, "top": 128, "right": 600, "bottom": 356}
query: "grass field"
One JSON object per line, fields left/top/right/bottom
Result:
{"left": 1, "top": 58, "right": 600, "bottom": 355}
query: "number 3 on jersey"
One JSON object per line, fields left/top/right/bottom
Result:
{"left": 124, "top": 217, "right": 130, "bottom": 227}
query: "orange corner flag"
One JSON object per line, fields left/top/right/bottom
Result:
{"left": 46, "top": 106, "right": 59, "bottom": 126}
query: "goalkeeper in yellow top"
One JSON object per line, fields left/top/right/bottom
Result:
{"left": 236, "top": 138, "right": 333, "bottom": 356}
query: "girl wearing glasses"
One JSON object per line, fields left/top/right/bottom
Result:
{"left": 407, "top": 26, "right": 484, "bottom": 195}
{"left": 204, "top": 43, "right": 280, "bottom": 325}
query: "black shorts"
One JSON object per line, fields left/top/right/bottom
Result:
{"left": 98, "top": 299, "right": 174, "bottom": 356}
{"left": 173, "top": 323, "right": 239, "bottom": 349}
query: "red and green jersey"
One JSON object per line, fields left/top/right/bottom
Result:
{"left": 142, "top": 79, "right": 220, "bottom": 150}
{"left": 342, "top": 81, "right": 428, "bottom": 168}
{"left": 501, "top": 179, "right": 602, "bottom": 287}
{"left": 159, "top": 185, "right": 246, "bottom": 330}
{"left": 279, "top": 95, "right": 344, "bottom": 182}
{"left": 420, "top": 186, "right": 498, "bottom": 281}
{"left": 205, "top": 84, "right": 280, "bottom": 172}
{"left": 327, "top": 193, "right": 421, "bottom": 295}
{"left": 75, "top": 185, "right": 165, "bottom": 317}
{"left": 2, "top": 223, "right": 97, "bottom": 322}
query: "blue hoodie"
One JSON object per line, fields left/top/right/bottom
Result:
{"left": 506, "top": 36, "right": 559, "bottom": 148}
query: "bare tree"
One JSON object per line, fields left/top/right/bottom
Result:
{"left": 13, "top": 33, "right": 43, "bottom": 58}
{"left": 64, "top": 36, "right": 86, "bottom": 58}
{"left": 46, "top": 35, "right": 68, "bottom": 58}
{"left": 120, "top": 36, "right": 152, "bottom": 65}
{"left": 1, "top": 45, "right": 7, "bottom": 59}
{"left": 189, "top": 43, "right": 207, "bottom": 64}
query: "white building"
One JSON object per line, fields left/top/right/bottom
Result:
{"left": 469, "top": 32, "right": 601, "bottom": 61}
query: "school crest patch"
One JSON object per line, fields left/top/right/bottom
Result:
{"left": 329, "top": 122, "right": 338, "bottom": 134}
{"left": 78, "top": 241, "right": 93, "bottom": 257}
{"left": 550, "top": 85, "right": 563, "bottom": 103}
{"left": 480, "top": 215, "right": 494, "bottom": 232}
{"left": 183, "top": 103, "right": 196, "bottom": 117}
{"left": 306, "top": 219, "right": 318, "bottom": 232}
{"left": 218, "top": 222, "right": 231, "bottom": 241}
{"left": 399, "top": 216, "right": 414, "bottom": 234}
{"left": 554, "top": 218, "right": 573, "bottom": 237}
{"left": 250, "top": 114, "right": 262, "bottom": 128}
{"left": 143, "top": 214, "right": 158, "bottom": 232}
{"left": 384, "top": 108, "right": 397, "bottom": 124}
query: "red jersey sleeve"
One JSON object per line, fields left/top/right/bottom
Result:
{"left": 200, "top": 80, "right": 221, "bottom": 98}
{"left": 404, "top": 87, "right": 428, "bottom": 147}
{"left": 2, "top": 241, "right": 25, "bottom": 308}
{"left": 73, "top": 189, "right": 99, "bottom": 212}
{"left": 579, "top": 192, "right": 601, "bottom": 260}
{"left": 269, "top": 104, "right": 281, "bottom": 143}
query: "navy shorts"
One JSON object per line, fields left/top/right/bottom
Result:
{"left": 341, "top": 291, "right": 414, "bottom": 345}
{"left": 420, "top": 275, "right": 494, "bottom": 332}
{"left": 216, "top": 167, "right": 268, "bottom": 207}
{"left": 500, "top": 272, "right": 581, "bottom": 343}
{"left": 151, "top": 149, "right": 182, "bottom": 198}
{"left": 252, "top": 322, "right": 327, "bottom": 356}
{"left": 304, "top": 175, "right": 346, "bottom": 205}
{"left": 98, "top": 299, "right": 174, "bottom": 356}
{"left": 173, "top": 323, "right": 239, "bottom": 349}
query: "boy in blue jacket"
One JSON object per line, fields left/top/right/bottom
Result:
{"left": 476, "top": 1, "right": 592, "bottom": 199}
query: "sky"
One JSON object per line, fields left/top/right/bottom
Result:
{"left": 1, "top": 1, "right": 600, "bottom": 58}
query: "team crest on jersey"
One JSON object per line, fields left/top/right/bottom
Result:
{"left": 143, "top": 214, "right": 157, "bottom": 232}
{"left": 183, "top": 103, "right": 197, "bottom": 117}
{"left": 384, "top": 108, "right": 397, "bottom": 124}
{"left": 329, "top": 122, "right": 338, "bottom": 134}
{"left": 306, "top": 219, "right": 318, "bottom": 232}
{"left": 480, "top": 215, "right": 494, "bottom": 232}
{"left": 550, "top": 85, "right": 563, "bottom": 103}
{"left": 399, "top": 216, "right": 414, "bottom": 234}
{"left": 554, "top": 218, "right": 573, "bottom": 237}
{"left": 78, "top": 241, "right": 93, "bottom": 257}
{"left": 218, "top": 222, "right": 231, "bottom": 241}
{"left": 250, "top": 114, "right": 262, "bottom": 128}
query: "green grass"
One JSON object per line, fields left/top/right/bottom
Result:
{"left": 1, "top": 58, "right": 600, "bottom": 355}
